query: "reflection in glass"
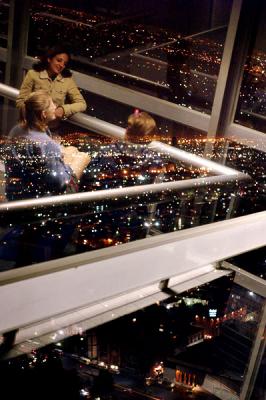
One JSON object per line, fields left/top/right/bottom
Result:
{"left": 79, "top": 89, "right": 207, "bottom": 140}
{"left": 0, "top": 61, "right": 5, "bottom": 83}
{"left": 0, "top": 0, "right": 9, "bottom": 48}
{"left": 228, "top": 247, "right": 266, "bottom": 280}
{"left": 213, "top": 284, "right": 264, "bottom": 394}
{"left": 251, "top": 348, "right": 266, "bottom": 400}
{"left": 28, "top": 0, "right": 232, "bottom": 113}
{"left": 0, "top": 148, "right": 236, "bottom": 270}
{"left": 0, "top": 138, "right": 250, "bottom": 271}
{"left": 0, "top": 93, "right": 264, "bottom": 271}
{"left": 235, "top": 2, "right": 266, "bottom": 133}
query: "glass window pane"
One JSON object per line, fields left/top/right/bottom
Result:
{"left": 228, "top": 247, "right": 266, "bottom": 280}
{"left": 0, "top": 77, "right": 265, "bottom": 272}
{"left": 81, "top": 88, "right": 207, "bottom": 140}
{"left": 0, "top": 94, "right": 264, "bottom": 271}
{"left": 212, "top": 283, "right": 265, "bottom": 395}
{"left": 0, "top": 61, "right": 5, "bottom": 82}
{"left": 28, "top": 0, "right": 232, "bottom": 114}
{"left": 0, "top": 124, "right": 214, "bottom": 270}
{"left": 1, "top": 276, "right": 264, "bottom": 399}
{"left": 235, "top": 2, "right": 266, "bottom": 133}
{"left": 0, "top": 0, "right": 9, "bottom": 48}
{"left": 251, "top": 348, "right": 266, "bottom": 400}
{"left": 217, "top": 140, "right": 265, "bottom": 217}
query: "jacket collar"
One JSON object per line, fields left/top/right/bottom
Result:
{"left": 39, "top": 70, "right": 64, "bottom": 81}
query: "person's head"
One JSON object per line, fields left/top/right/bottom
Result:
{"left": 33, "top": 45, "right": 72, "bottom": 77}
{"left": 20, "top": 90, "right": 57, "bottom": 131}
{"left": 126, "top": 110, "right": 158, "bottom": 143}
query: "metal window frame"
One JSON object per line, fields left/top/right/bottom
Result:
{"left": 240, "top": 303, "right": 266, "bottom": 400}
{"left": 206, "top": 0, "right": 266, "bottom": 153}
{"left": 222, "top": 261, "right": 266, "bottom": 298}
{"left": 0, "top": 48, "right": 7, "bottom": 63}
{"left": 223, "top": 262, "right": 266, "bottom": 400}
{"left": 206, "top": 0, "right": 243, "bottom": 141}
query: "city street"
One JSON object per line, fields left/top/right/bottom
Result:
{"left": 113, "top": 372, "right": 219, "bottom": 400}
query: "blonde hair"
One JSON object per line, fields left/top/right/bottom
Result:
{"left": 19, "top": 90, "right": 52, "bottom": 131}
{"left": 126, "top": 111, "right": 157, "bottom": 142}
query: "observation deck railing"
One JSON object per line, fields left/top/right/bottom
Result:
{"left": 0, "top": 83, "right": 265, "bottom": 361}
{"left": 0, "top": 82, "right": 250, "bottom": 212}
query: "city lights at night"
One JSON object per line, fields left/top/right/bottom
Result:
{"left": 0, "top": 1, "right": 265, "bottom": 400}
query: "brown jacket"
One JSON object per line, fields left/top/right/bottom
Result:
{"left": 16, "top": 69, "right": 87, "bottom": 118}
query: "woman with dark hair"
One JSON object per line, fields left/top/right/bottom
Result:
{"left": 16, "top": 45, "right": 87, "bottom": 120}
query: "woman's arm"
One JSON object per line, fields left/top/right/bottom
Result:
{"left": 61, "top": 77, "right": 87, "bottom": 118}
{"left": 16, "top": 70, "right": 35, "bottom": 109}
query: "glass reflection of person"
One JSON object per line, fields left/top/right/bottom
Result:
{"left": 4, "top": 90, "right": 90, "bottom": 267}
{"left": 125, "top": 110, "right": 159, "bottom": 143}
{"left": 6, "top": 90, "right": 90, "bottom": 201}
{"left": 166, "top": 38, "right": 191, "bottom": 104}
{"left": 125, "top": 110, "right": 175, "bottom": 175}
{"left": 85, "top": 110, "right": 166, "bottom": 187}
{"left": 79, "top": 111, "right": 175, "bottom": 248}
{"left": 16, "top": 45, "right": 87, "bottom": 121}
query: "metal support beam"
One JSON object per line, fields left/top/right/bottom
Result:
{"left": 7, "top": 267, "right": 229, "bottom": 359}
{"left": 205, "top": 0, "right": 263, "bottom": 156}
{"left": 0, "top": 211, "right": 265, "bottom": 333}
{"left": 5, "top": 0, "right": 30, "bottom": 88}
{"left": 2, "top": 0, "right": 30, "bottom": 136}
{"left": 240, "top": 301, "right": 266, "bottom": 400}
{"left": 205, "top": 0, "right": 243, "bottom": 150}
{"left": 222, "top": 261, "right": 266, "bottom": 298}
{"left": 222, "top": 260, "right": 266, "bottom": 400}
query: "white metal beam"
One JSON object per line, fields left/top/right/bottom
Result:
{"left": 7, "top": 266, "right": 230, "bottom": 358}
{"left": 222, "top": 261, "right": 266, "bottom": 298}
{"left": 225, "top": 123, "right": 266, "bottom": 153}
{"left": 0, "top": 211, "right": 265, "bottom": 336}
{"left": 206, "top": 0, "right": 243, "bottom": 140}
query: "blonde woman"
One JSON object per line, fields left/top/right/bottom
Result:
{"left": 126, "top": 110, "right": 158, "bottom": 142}
{"left": 84, "top": 109, "right": 171, "bottom": 190}
{"left": 6, "top": 90, "right": 90, "bottom": 200}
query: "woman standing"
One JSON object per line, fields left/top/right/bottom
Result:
{"left": 16, "top": 45, "right": 87, "bottom": 120}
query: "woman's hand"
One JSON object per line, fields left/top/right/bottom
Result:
{"left": 68, "top": 151, "right": 91, "bottom": 180}
{"left": 61, "top": 146, "right": 91, "bottom": 179}
{"left": 61, "top": 145, "right": 79, "bottom": 164}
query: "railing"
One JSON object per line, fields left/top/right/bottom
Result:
{"left": 0, "top": 82, "right": 250, "bottom": 212}
{"left": 0, "top": 210, "right": 265, "bottom": 357}
{"left": 0, "top": 66, "right": 265, "bottom": 400}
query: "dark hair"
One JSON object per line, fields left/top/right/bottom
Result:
{"left": 32, "top": 45, "right": 72, "bottom": 77}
